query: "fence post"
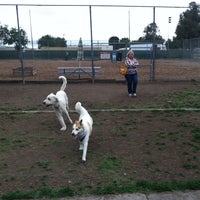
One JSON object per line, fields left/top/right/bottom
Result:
{"left": 151, "top": 6, "right": 156, "bottom": 81}
{"left": 89, "top": 5, "right": 95, "bottom": 83}
{"left": 16, "top": 5, "right": 25, "bottom": 84}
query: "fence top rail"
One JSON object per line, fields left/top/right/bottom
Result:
{"left": 58, "top": 66, "right": 101, "bottom": 69}
{"left": 0, "top": 3, "right": 189, "bottom": 9}
{"left": 138, "top": 64, "right": 152, "bottom": 67}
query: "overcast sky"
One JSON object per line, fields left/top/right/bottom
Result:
{"left": 0, "top": 0, "right": 196, "bottom": 45}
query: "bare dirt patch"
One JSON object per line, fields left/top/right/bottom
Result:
{"left": 0, "top": 59, "right": 200, "bottom": 82}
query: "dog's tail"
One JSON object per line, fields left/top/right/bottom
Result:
{"left": 75, "top": 101, "right": 82, "bottom": 114}
{"left": 59, "top": 76, "right": 67, "bottom": 91}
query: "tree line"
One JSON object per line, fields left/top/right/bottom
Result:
{"left": 0, "top": 2, "right": 199, "bottom": 51}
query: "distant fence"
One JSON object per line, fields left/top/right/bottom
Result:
{"left": 183, "top": 37, "right": 200, "bottom": 50}
{"left": 0, "top": 49, "right": 192, "bottom": 60}
{"left": 183, "top": 37, "right": 200, "bottom": 59}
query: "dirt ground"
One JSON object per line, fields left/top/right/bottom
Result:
{"left": 0, "top": 78, "right": 200, "bottom": 195}
{"left": 0, "top": 59, "right": 200, "bottom": 196}
{"left": 0, "top": 59, "right": 200, "bottom": 82}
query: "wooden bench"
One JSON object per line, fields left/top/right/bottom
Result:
{"left": 58, "top": 66, "right": 101, "bottom": 79}
{"left": 13, "top": 67, "right": 37, "bottom": 77}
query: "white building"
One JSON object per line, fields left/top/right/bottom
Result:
{"left": 130, "top": 43, "right": 166, "bottom": 51}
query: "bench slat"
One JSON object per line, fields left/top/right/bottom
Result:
{"left": 57, "top": 66, "right": 101, "bottom": 79}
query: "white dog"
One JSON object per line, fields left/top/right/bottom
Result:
{"left": 72, "top": 102, "right": 93, "bottom": 162}
{"left": 43, "top": 76, "right": 73, "bottom": 131}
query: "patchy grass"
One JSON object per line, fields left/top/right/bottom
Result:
{"left": 0, "top": 83, "right": 200, "bottom": 199}
{"left": 164, "top": 89, "right": 200, "bottom": 108}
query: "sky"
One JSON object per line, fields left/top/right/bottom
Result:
{"left": 0, "top": 0, "right": 197, "bottom": 46}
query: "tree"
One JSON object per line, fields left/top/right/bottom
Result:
{"left": 119, "top": 37, "right": 130, "bottom": 48}
{"left": 37, "top": 35, "right": 67, "bottom": 49}
{"left": 108, "top": 36, "right": 119, "bottom": 44}
{"left": 108, "top": 36, "right": 120, "bottom": 50}
{"left": 165, "top": 37, "right": 182, "bottom": 49}
{"left": 0, "top": 24, "right": 28, "bottom": 51}
{"left": 0, "top": 24, "right": 9, "bottom": 46}
{"left": 5, "top": 28, "right": 28, "bottom": 51}
{"left": 175, "top": 2, "right": 200, "bottom": 40}
{"left": 138, "top": 22, "right": 165, "bottom": 43}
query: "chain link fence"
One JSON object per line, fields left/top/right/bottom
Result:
{"left": 0, "top": 4, "right": 200, "bottom": 83}
{"left": 183, "top": 37, "right": 200, "bottom": 59}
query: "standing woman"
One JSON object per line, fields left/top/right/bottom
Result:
{"left": 124, "top": 50, "right": 139, "bottom": 97}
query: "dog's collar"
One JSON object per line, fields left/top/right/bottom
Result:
{"left": 79, "top": 134, "right": 86, "bottom": 142}
{"left": 54, "top": 104, "right": 60, "bottom": 109}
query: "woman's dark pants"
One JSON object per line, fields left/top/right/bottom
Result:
{"left": 125, "top": 73, "right": 138, "bottom": 94}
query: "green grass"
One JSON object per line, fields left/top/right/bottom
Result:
{"left": 1, "top": 187, "right": 75, "bottom": 200}
{"left": 193, "top": 133, "right": 200, "bottom": 143}
{"left": 91, "top": 180, "right": 200, "bottom": 194}
{"left": 183, "top": 163, "right": 198, "bottom": 170}
{"left": 2, "top": 180, "right": 200, "bottom": 200}
{"left": 164, "top": 89, "right": 200, "bottom": 108}
{"left": 0, "top": 137, "right": 30, "bottom": 152}
{"left": 99, "top": 156, "right": 122, "bottom": 171}
{"left": 35, "top": 161, "right": 51, "bottom": 170}
{"left": 98, "top": 156, "right": 125, "bottom": 183}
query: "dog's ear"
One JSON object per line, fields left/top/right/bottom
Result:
{"left": 50, "top": 93, "right": 55, "bottom": 96}
{"left": 80, "top": 119, "right": 83, "bottom": 125}
{"left": 74, "top": 120, "right": 79, "bottom": 124}
{"left": 51, "top": 95, "right": 58, "bottom": 102}
{"left": 55, "top": 97, "right": 59, "bottom": 102}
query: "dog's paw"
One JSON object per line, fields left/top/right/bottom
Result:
{"left": 79, "top": 146, "right": 83, "bottom": 150}
{"left": 60, "top": 127, "right": 66, "bottom": 131}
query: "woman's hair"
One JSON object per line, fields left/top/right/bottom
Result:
{"left": 126, "top": 49, "right": 134, "bottom": 57}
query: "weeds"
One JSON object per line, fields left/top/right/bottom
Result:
{"left": 183, "top": 163, "right": 198, "bottom": 170}
{"left": 164, "top": 89, "right": 200, "bottom": 108}
{"left": 1, "top": 187, "right": 75, "bottom": 200}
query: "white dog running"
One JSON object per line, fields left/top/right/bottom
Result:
{"left": 72, "top": 102, "right": 93, "bottom": 162}
{"left": 43, "top": 76, "right": 73, "bottom": 131}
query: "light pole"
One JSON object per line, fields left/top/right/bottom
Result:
{"left": 168, "top": 17, "right": 171, "bottom": 50}
{"left": 29, "top": 9, "right": 34, "bottom": 59}
{"left": 128, "top": 10, "right": 130, "bottom": 41}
